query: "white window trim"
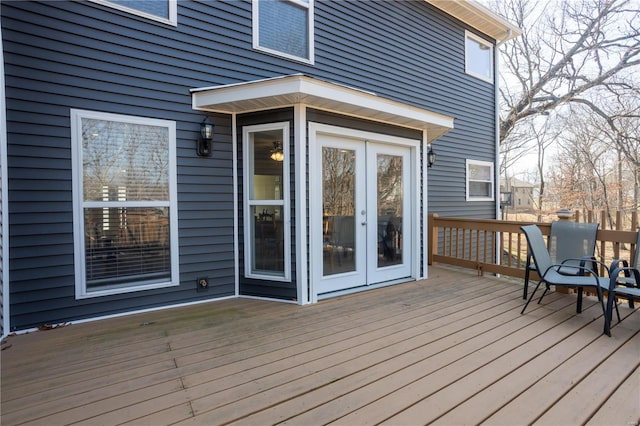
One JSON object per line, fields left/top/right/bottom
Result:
{"left": 71, "top": 109, "right": 179, "bottom": 299}
{"left": 466, "top": 159, "right": 495, "bottom": 201}
{"left": 89, "top": 0, "right": 178, "bottom": 26}
{"left": 252, "top": 0, "right": 315, "bottom": 64}
{"left": 465, "top": 30, "right": 494, "bottom": 84}
{"left": 243, "top": 122, "right": 292, "bottom": 282}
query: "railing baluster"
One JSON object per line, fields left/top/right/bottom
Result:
{"left": 600, "top": 210, "right": 607, "bottom": 264}
{"left": 517, "top": 232, "right": 522, "bottom": 268}
{"left": 614, "top": 211, "right": 622, "bottom": 260}
{"left": 462, "top": 229, "right": 467, "bottom": 260}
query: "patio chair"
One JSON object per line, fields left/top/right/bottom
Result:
{"left": 605, "top": 231, "right": 640, "bottom": 336}
{"left": 520, "top": 224, "right": 608, "bottom": 321}
{"left": 604, "top": 265, "right": 640, "bottom": 336}
{"left": 609, "top": 231, "right": 640, "bottom": 308}
{"left": 523, "top": 221, "right": 599, "bottom": 299}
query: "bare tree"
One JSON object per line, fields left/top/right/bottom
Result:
{"left": 490, "top": 0, "right": 640, "bottom": 223}
{"left": 548, "top": 106, "right": 624, "bottom": 224}
{"left": 495, "top": 0, "right": 640, "bottom": 143}
{"left": 571, "top": 90, "right": 640, "bottom": 210}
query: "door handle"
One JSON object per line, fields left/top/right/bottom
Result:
{"left": 361, "top": 221, "right": 367, "bottom": 226}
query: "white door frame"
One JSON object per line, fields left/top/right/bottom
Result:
{"left": 312, "top": 134, "right": 367, "bottom": 294}
{"left": 366, "top": 142, "right": 412, "bottom": 284}
{"left": 308, "top": 123, "right": 420, "bottom": 302}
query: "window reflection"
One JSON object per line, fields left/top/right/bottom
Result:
{"left": 377, "top": 154, "right": 403, "bottom": 267}
{"left": 258, "top": 0, "right": 311, "bottom": 60}
{"left": 322, "top": 147, "right": 356, "bottom": 275}
{"left": 82, "top": 119, "right": 169, "bottom": 202}
{"left": 252, "top": 205, "right": 284, "bottom": 273}
{"left": 85, "top": 207, "right": 170, "bottom": 289}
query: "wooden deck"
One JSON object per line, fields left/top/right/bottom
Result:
{"left": 2, "top": 266, "right": 639, "bottom": 426}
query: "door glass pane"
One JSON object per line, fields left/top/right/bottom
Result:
{"left": 377, "top": 154, "right": 403, "bottom": 267}
{"left": 322, "top": 147, "right": 356, "bottom": 276}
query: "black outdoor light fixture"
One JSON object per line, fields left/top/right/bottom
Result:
{"left": 427, "top": 144, "right": 436, "bottom": 168}
{"left": 197, "top": 117, "right": 214, "bottom": 156}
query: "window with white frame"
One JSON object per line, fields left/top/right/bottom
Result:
{"left": 466, "top": 159, "right": 495, "bottom": 201}
{"left": 90, "top": 0, "right": 177, "bottom": 26}
{"left": 243, "top": 122, "right": 291, "bottom": 281}
{"left": 253, "top": 0, "right": 314, "bottom": 63}
{"left": 71, "top": 110, "right": 178, "bottom": 298}
{"left": 465, "top": 31, "right": 493, "bottom": 83}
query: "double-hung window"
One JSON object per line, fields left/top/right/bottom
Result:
{"left": 71, "top": 110, "right": 179, "bottom": 298}
{"left": 465, "top": 31, "right": 494, "bottom": 83}
{"left": 253, "top": 0, "right": 314, "bottom": 63}
{"left": 243, "top": 122, "right": 291, "bottom": 281}
{"left": 466, "top": 159, "right": 495, "bottom": 201}
{"left": 90, "top": 0, "right": 177, "bottom": 26}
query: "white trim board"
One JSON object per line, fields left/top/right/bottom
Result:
{"left": 192, "top": 74, "right": 454, "bottom": 142}
{"left": 1, "top": 22, "right": 10, "bottom": 337}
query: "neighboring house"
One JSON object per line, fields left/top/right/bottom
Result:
{"left": 0, "top": 0, "right": 519, "bottom": 334}
{"left": 501, "top": 177, "right": 536, "bottom": 211}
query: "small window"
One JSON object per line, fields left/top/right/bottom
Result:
{"left": 243, "top": 122, "right": 291, "bottom": 281}
{"left": 71, "top": 110, "right": 179, "bottom": 298}
{"left": 466, "top": 159, "right": 494, "bottom": 201}
{"left": 90, "top": 0, "right": 177, "bottom": 26}
{"left": 253, "top": 0, "right": 314, "bottom": 63}
{"left": 465, "top": 31, "right": 493, "bottom": 83}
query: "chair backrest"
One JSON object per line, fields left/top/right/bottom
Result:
{"left": 521, "top": 225, "right": 553, "bottom": 274}
{"left": 548, "top": 221, "right": 598, "bottom": 265}
{"left": 632, "top": 231, "right": 640, "bottom": 269}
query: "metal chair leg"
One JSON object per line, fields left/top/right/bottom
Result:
{"left": 524, "top": 253, "right": 532, "bottom": 300}
{"left": 576, "top": 287, "right": 583, "bottom": 313}
{"left": 521, "top": 281, "right": 543, "bottom": 314}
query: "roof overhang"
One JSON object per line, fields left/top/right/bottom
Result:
{"left": 191, "top": 74, "right": 454, "bottom": 142}
{"left": 425, "top": 0, "right": 521, "bottom": 43}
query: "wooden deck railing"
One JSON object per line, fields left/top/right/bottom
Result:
{"left": 428, "top": 213, "right": 638, "bottom": 280}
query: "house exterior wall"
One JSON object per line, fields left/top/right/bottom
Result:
{"left": 514, "top": 186, "right": 534, "bottom": 210}
{"left": 502, "top": 179, "right": 535, "bottom": 211}
{"left": 2, "top": 0, "right": 499, "bottom": 330}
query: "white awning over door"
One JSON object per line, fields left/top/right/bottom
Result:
{"left": 191, "top": 74, "right": 454, "bottom": 142}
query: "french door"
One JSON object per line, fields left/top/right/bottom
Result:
{"left": 314, "top": 132, "right": 413, "bottom": 294}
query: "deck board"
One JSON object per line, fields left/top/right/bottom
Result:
{"left": 586, "top": 364, "right": 640, "bottom": 426}
{"left": 332, "top": 297, "right": 592, "bottom": 425}
{"left": 1, "top": 266, "right": 638, "bottom": 426}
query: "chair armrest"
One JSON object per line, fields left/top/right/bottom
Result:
{"left": 609, "top": 266, "right": 640, "bottom": 291}
{"left": 559, "top": 257, "right": 610, "bottom": 277}
{"left": 610, "top": 259, "right": 631, "bottom": 277}
{"left": 542, "top": 263, "right": 608, "bottom": 292}
{"left": 543, "top": 263, "right": 601, "bottom": 279}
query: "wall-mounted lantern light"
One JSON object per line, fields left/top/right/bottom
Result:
{"left": 197, "top": 118, "right": 214, "bottom": 157}
{"left": 270, "top": 141, "right": 284, "bottom": 162}
{"left": 427, "top": 144, "right": 436, "bottom": 168}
